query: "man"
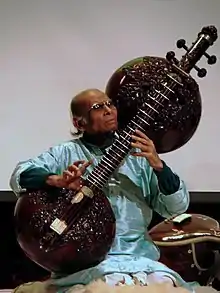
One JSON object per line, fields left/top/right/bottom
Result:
{"left": 10, "top": 89, "right": 194, "bottom": 292}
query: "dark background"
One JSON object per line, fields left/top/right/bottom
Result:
{"left": 1, "top": 191, "right": 219, "bottom": 289}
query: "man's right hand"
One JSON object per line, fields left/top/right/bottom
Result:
{"left": 46, "top": 160, "right": 92, "bottom": 191}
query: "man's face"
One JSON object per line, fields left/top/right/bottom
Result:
{"left": 82, "top": 90, "right": 118, "bottom": 134}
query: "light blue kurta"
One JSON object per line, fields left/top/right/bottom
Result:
{"left": 9, "top": 138, "right": 193, "bottom": 291}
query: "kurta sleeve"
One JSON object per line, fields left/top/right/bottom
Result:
{"left": 9, "top": 145, "right": 65, "bottom": 196}
{"left": 142, "top": 160, "right": 189, "bottom": 218}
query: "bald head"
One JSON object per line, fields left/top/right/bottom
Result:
{"left": 70, "top": 88, "right": 104, "bottom": 118}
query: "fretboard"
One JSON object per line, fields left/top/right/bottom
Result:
{"left": 86, "top": 74, "right": 182, "bottom": 190}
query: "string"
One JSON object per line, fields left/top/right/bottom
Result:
{"left": 44, "top": 75, "right": 180, "bottom": 248}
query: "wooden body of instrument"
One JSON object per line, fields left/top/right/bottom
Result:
{"left": 14, "top": 26, "right": 218, "bottom": 275}
{"left": 149, "top": 214, "right": 220, "bottom": 285}
{"left": 106, "top": 55, "right": 202, "bottom": 154}
{"left": 15, "top": 181, "right": 116, "bottom": 274}
{"left": 106, "top": 28, "right": 217, "bottom": 154}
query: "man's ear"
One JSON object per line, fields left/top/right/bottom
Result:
{"left": 73, "top": 117, "right": 86, "bottom": 131}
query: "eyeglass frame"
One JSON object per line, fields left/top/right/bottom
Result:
{"left": 88, "top": 100, "right": 116, "bottom": 113}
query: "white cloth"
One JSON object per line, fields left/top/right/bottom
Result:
{"left": 104, "top": 272, "right": 176, "bottom": 286}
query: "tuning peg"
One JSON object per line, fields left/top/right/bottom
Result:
{"left": 166, "top": 51, "right": 179, "bottom": 65}
{"left": 176, "top": 39, "right": 188, "bottom": 50}
{"left": 193, "top": 65, "right": 207, "bottom": 78}
{"left": 203, "top": 52, "right": 217, "bottom": 65}
{"left": 177, "top": 38, "right": 217, "bottom": 65}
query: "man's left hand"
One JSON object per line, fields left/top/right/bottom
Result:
{"left": 130, "top": 129, "right": 163, "bottom": 171}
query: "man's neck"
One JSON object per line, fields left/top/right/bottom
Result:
{"left": 82, "top": 131, "right": 115, "bottom": 149}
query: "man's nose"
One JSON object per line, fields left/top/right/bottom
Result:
{"left": 104, "top": 105, "right": 112, "bottom": 114}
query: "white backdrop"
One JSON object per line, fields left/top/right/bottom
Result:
{"left": 0, "top": 0, "right": 220, "bottom": 191}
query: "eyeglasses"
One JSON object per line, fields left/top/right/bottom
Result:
{"left": 88, "top": 100, "right": 116, "bottom": 112}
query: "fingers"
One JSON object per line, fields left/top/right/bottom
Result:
{"left": 131, "top": 139, "right": 153, "bottom": 151}
{"left": 131, "top": 129, "right": 154, "bottom": 151}
{"left": 67, "top": 164, "right": 82, "bottom": 177}
{"left": 134, "top": 129, "right": 151, "bottom": 141}
{"left": 63, "top": 170, "right": 76, "bottom": 183}
{"left": 79, "top": 160, "right": 92, "bottom": 174}
{"left": 131, "top": 133, "right": 152, "bottom": 146}
{"left": 131, "top": 136, "right": 148, "bottom": 146}
{"left": 68, "top": 179, "right": 82, "bottom": 191}
{"left": 62, "top": 160, "right": 92, "bottom": 190}
{"left": 130, "top": 151, "right": 150, "bottom": 157}
{"left": 67, "top": 160, "right": 92, "bottom": 177}
{"left": 63, "top": 164, "right": 82, "bottom": 183}
{"left": 72, "top": 160, "right": 87, "bottom": 167}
